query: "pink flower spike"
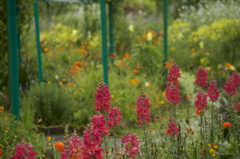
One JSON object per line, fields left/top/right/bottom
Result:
{"left": 166, "top": 84, "right": 181, "bottom": 104}
{"left": 94, "top": 79, "right": 111, "bottom": 113}
{"left": 136, "top": 91, "right": 151, "bottom": 127}
{"left": 121, "top": 133, "right": 140, "bottom": 158}
{"left": 207, "top": 79, "right": 220, "bottom": 102}
{"left": 108, "top": 107, "right": 122, "bottom": 129}
{"left": 167, "top": 62, "right": 181, "bottom": 85}
{"left": 12, "top": 141, "right": 38, "bottom": 159}
{"left": 195, "top": 67, "right": 208, "bottom": 87}
{"left": 195, "top": 91, "right": 208, "bottom": 111}
{"left": 166, "top": 117, "right": 180, "bottom": 136}
{"left": 224, "top": 72, "right": 240, "bottom": 95}
{"left": 91, "top": 114, "right": 110, "bottom": 137}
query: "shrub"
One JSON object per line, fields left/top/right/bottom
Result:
{"left": 21, "top": 83, "right": 75, "bottom": 126}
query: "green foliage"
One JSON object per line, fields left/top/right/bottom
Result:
{"left": 0, "top": 111, "right": 46, "bottom": 158}
{"left": 131, "top": 44, "right": 164, "bottom": 76}
{"left": 22, "top": 83, "right": 75, "bottom": 126}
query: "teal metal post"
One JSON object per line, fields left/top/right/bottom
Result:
{"left": 34, "top": 1, "right": 43, "bottom": 83}
{"left": 108, "top": 2, "right": 114, "bottom": 64}
{"left": 100, "top": 0, "right": 108, "bottom": 85}
{"left": 163, "top": 0, "right": 169, "bottom": 79}
{"left": 7, "top": 0, "right": 20, "bottom": 120}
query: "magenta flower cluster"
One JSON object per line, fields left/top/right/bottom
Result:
{"left": 94, "top": 80, "right": 111, "bottom": 113}
{"left": 136, "top": 91, "right": 151, "bottom": 126}
{"left": 108, "top": 107, "right": 122, "bottom": 129}
{"left": 195, "top": 67, "right": 208, "bottom": 87}
{"left": 195, "top": 91, "right": 208, "bottom": 111}
{"left": 207, "top": 79, "right": 220, "bottom": 102}
{"left": 121, "top": 133, "right": 140, "bottom": 158}
{"left": 91, "top": 114, "right": 110, "bottom": 137}
{"left": 12, "top": 142, "right": 37, "bottom": 159}
{"left": 166, "top": 117, "right": 180, "bottom": 136}
{"left": 224, "top": 72, "right": 240, "bottom": 95}
{"left": 166, "top": 62, "right": 181, "bottom": 104}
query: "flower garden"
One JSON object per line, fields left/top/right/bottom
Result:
{"left": 1, "top": 0, "right": 240, "bottom": 158}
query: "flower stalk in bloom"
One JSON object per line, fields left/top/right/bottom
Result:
{"left": 166, "top": 117, "right": 180, "bottom": 136}
{"left": 166, "top": 62, "right": 181, "bottom": 104}
{"left": 224, "top": 72, "right": 240, "bottom": 95}
{"left": 91, "top": 114, "right": 110, "bottom": 137}
{"left": 195, "top": 67, "right": 208, "bottom": 87}
{"left": 195, "top": 91, "right": 208, "bottom": 111}
{"left": 136, "top": 91, "right": 151, "bottom": 126}
{"left": 94, "top": 79, "right": 111, "bottom": 113}
{"left": 12, "top": 141, "right": 38, "bottom": 159}
{"left": 82, "top": 124, "right": 104, "bottom": 159}
{"left": 121, "top": 133, "right": 140, "bottom": 158}
{"left": 108, "top": 107, "right": 122, "bottom": 129}
{"left": 207, "top": 79, "right": 220, "bottom": 102}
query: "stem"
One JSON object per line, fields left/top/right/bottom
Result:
{"left": 114, "top": 126, "right": 117, "bottom": 159}
{"left": 104, "top": 136, "right": 108, "bottom": 159}
{"left": 211, "top": 101, "right": 214, "bottom": 143}
{"left": 144, "top": 125, "right": 149, "bottom": 159}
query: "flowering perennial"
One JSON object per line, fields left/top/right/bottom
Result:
{"left": 108, "top": 107, "right": 122, "bottom": 129}
{"left": 224, "top": 72, "right": 240, "bottom": 95}
{"left": 91, "top": 114, "right": 110, "bottom": 137}
{"left": 195, "top": 67, "right": 208, "bottom": 87}
{"left": 166, "top": 62, "right": 181, "bottom": 104}
{"left": 166, "top": 117, "right": 180, "bottom": 136}
{"left": 195, "top": 91, "right": 208, "bottom": 111}
{"left": 82, "top": 124, "right": 104, "bottom": 159}
{"left": 94, "top": 80, "right": 111, "bottom": 113}
{"left": 136, "top": 91, "right": 151, "bottom": 126}
{"left": 207, "top": 79, "right": 220, "bottom": 102}
{"left": 12, "top": 142, "right": 38, "bottom": 159}
{"left": 166, "top": 84, "right": 181, "bottom": 104}
{"left": 121, "top": 133, "right": 140, "bottom": 158}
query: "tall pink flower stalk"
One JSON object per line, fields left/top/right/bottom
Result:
{"left": 91, "top": 114, "right": 110, "bottom": 137}
{"left": 166, "top": 62, "right": 181, "bottom": 104}
{"left": 121, "top": 133, "right": 140, "bottom": 158}
{"left": 195, "top": 91, "right": 208, "bottom": 111}
{"left": 195, "top": 67, "right": 208, "bottom": 87}
{"left": 136, "top": 91, "right": 151, "bottom": 126}
{"left": 108, "top": 107, "right": 122, "bottom": 129}
{"left": 207, "top": 79, "right": 220, "bottom": 102}
{"left": 82, "top": 124, "right": 104, "bottom": 159}
{"left": 166, "top": 117, "right": 180, "bottom": 136}
{"left": 12, "top": 142, "right": 38, "bottom": 159}
{"left": 94, "top": 80, "right": 111, "bottom": 113}
{"left": 224, "top": 72, "right": 240, "bottom": 95}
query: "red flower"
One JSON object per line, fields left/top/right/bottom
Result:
{"left": 110, "top": 54, "right": 116, "bottom": 58}
{"left": 167, "top": 62, "right": 181, "bottom": 85}
{"left": 121, "top": 133, "right": 140, "bottom": 158}
{"left": 132, "top": 69, "right": 138, "bottom": 74}
{"left": 136, "top": 91, "right": 151, "bottom": 126}
{"left": 166, "top": 117, "right": 180, "bottom": 136}
{"left": 12, "top": 142, "right": 38, "bottom": 159}
{"left": 207, "top": 79, "right": 220, "bottom": 102}
{"left": 195, "top": 91, "right": 208, "bottom": 111}
{"left": 224, "top": 72, "right": 240, "bottom": 95}
{"left": 92, "top": 114, "right": 110, "bottom": 137}
{"left": 166, "top": 84, "right": 181, "bottom": 104}
{"left": 94, "top": 80, "right": 111, "bottom": 113}
{"left": 195, "top": 67, "right": 208, "bottom": 87}
{"left": 108, "top": 107, "right": 122, "bottom": 129}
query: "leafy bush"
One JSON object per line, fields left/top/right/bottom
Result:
{"left": 0, "top": 110, "right": 46, "bottom": 158}
{"left": 21, "top": 83, "right": 75, "bottom": 126}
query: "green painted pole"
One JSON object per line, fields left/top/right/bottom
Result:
{"left": 163, "top": 0, "right": 169, "bottom": 80}
{"left": 34, "top": 1, "right": 43, "bottom": 83}
{"left": 108, "top": 2, "right": 114, "bottom": 64}
{"left": 100, "top": 0, "right": 108, "bottom": 85}
{"left": 7, "top": 0, "right": 20, "bottom": 120}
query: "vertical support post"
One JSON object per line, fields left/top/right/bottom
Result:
{"left": 163, "top": 0, "right": 169, "bottom": 80}
{"left": 84, "top": 2, "right": 88, "bottom": 39}
{"left": 34, "top": 1, "right": 43, "bottom": 83}
{"left": 7, "top": 0, "right": 20, "bottom": 120}
{"left": 108, "top": 2, "right": 114, "bottom": 64}
{"left": 100, "top": 0, "right": 108, "bottom": 85}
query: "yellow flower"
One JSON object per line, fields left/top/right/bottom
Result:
{"left": 47, "top": 137, "right": 52, "bottom": 141}
{"left": 48, "top": 81, "right": 51, "bottom": 84}
{"left": 0, "top": 106, "right": 4, "bottom": 111}
{"left": 209, "top": 149, "right": 216, "bottom": 154}
{"left": 5, "top": 130, "right": 8, "bottom": 133}
{"left": 211, "top": 153, "right": 216, "bottom": 157}
{"left": 111, "top": 95, "right": 114, "bottom": 98}
{"left": 58, "top": 81, "right": 63, "bottom": 86}
{"left": 14, "top": 135, "right": 17, "bottom": 138}
{"left": 128, "top": 24, "right": 134, "bottom": 32}
{"left": 147, "top": 32, "right": 153, "bottom": 41}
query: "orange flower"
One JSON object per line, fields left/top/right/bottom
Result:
{"left": 165, "top": 61, "right": 171, "bottom": 69}
{"left": 0, "top": 149, "right": 2, "bottom": 157}
{"left": 124, "top": 53, "right": 130, "bottom": 59}
{"left": 195, "top": 109, "right": 204, "bottom": 116}
{"left": 132, "top": 69, "right": 138, "bottom": 74}
{"left": 186, "top": 95, "right": 191, "bottom": 99}
{"left": 120, "top": 58, "right": 124, "bottom": 62}
{"left": 68, "top": 70, "right": 73, "bottom": 74}
{"left": 116, "top": 153, "right": 122, "bottom": 156}
{"left": 223, "top": 122, "right": 231, "bottom": 129}
{"left": 55, "top": 142, "right": 64, "bottom": 152}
